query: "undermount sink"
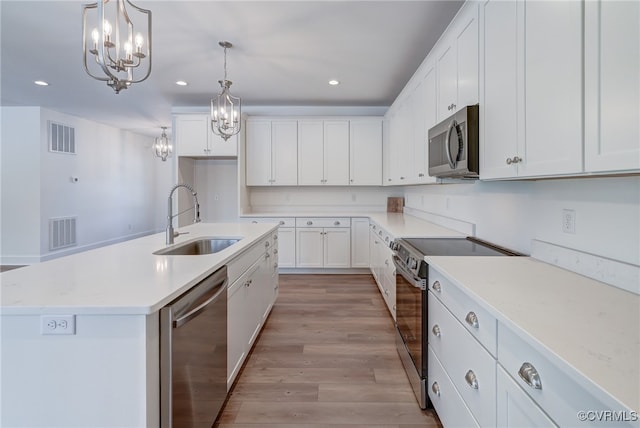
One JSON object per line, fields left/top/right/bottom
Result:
{"left": 154, "top": 237, "right": 241, "bottom": 256}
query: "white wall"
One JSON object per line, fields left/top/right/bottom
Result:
{"left": 404, "top": 176, "right": 640, "bottom": 266}
{"left": 0, "top": 107, "right": 173, "bottom": 264}
{"left": 245, "top": 186, "right": 402, "bottom": 214}
{"left": 0, "top": 107, "right": 42, "bottom": 261}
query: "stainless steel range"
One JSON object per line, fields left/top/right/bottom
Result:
{"left": 392, "top": 237, "right": 520, "bottom": 409}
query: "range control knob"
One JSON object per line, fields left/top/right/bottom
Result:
{"left": 408, "top": 257, "right": 418, "bottom": 270}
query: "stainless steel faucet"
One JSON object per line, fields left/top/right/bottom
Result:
{"left": 166, "top": 184, "right": 201, "bottom": 245}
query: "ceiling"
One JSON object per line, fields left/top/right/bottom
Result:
{"left": 0, "top": 0, "right": 463, "bottom": 136}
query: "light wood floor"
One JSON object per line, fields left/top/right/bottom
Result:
{"left": 215, "top": 274, "right": 442, "bottom": 428}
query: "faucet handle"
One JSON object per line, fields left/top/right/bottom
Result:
{"left": 174, "top": 231, "right": 190, "bottom": 238}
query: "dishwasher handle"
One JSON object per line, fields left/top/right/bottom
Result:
{"left": 173, "top": 278, "right": 227, "bottom": 328}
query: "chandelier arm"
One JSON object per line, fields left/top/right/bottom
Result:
{"left": 126, "top": 9, "right": 152, "bottom": 83}
{"left": 81, "top": 4, "right": 111, "bottom": 82}
{"left": 94, "top": 0, "right": 123, "bottom": 82}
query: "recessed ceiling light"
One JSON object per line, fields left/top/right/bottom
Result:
{"left": 328, "top": 79, "right": 340, "bottom": 86}
{"left": 34, "top": 80, "right": 49, "bottom": 86}
{"left": 175, "top": 80, "right": 188, "bottom": 86}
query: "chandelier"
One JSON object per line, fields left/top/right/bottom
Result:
{"left": 82, "top": 0, "right": 152, "bottom": 93}
{"left": 211, "top": 41, "right": 241, "bottom": 141}
{"left": 153, "top": 127, "right": 172, "bottom": 161}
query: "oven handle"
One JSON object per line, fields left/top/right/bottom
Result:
{"left": 392, "top": 255, "right": 424, "bottom": 289}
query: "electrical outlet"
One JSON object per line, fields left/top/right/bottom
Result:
{"left": 41, "top": 315, "right": 76, "bottom": 335}
{"left": 562, "top": 209, "right": 576, "bottom": 234}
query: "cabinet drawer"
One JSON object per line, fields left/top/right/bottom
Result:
{"left": 428, "top": 292, "right": 497, "bottom": 427}
{"left": 429, "top": 267, "right": 497, "bottom": 356}
{"left": 498, "top": 323, "right": 635, "bottom": 428}
{"left": 428, "top": 346, "right": 480, "bottom": 428}
{"left": 295, "top": 217, "right": 350, "bottom": 228}
{"left": 227, "top": 238, "right": 268, "bottom": 285}
{"left": 245, "top": 217, "right": 295, "bottom": 227}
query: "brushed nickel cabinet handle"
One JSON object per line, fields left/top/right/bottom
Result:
{"left": 465, "top": 370, "right": 478, "bottom": 389}
{"left": 432, "top": 281, "right": 441, "bottom": 292}
{"left": 307, "top": 221, "right": 313, "bottom": 226}
{"left": 334, "top": 221, "right": 340, "bottom": 226}
{"left": 518, "top": 362, "right": 542, "bottom": 390}
{"left": 432, "top": 382, "right": 440, "bottom": 397}
{"left": 465, "top": 311, "right": 479, "bottom": 329}
{"left": 432, "top": 324, "right": 441, "bottom": 338}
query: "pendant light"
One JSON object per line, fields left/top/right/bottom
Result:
{"left": 211, "top": 41, "right": 241, "bottom": 141}
{"left": 82, "top": 0, "right": 152, "bottom": 93}
{"left": 153, "top": 127, "right": 172, "bottom": 161}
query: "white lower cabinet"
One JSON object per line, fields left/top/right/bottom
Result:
{"left": 295, "top": 218, "right": 350, "bottom": 268}
{"left": 350, "top": 218, "right": 370, "bottom": 268}
{"left": 497, "top": 365, "right": 558, "bottom": 428}
{"left": 368, "top": 223, "right": 396, "bottom": 319}
{"left": 226, "top": 233, "right": 278, "bottom": 391}
{"left": 428, "top": 346, "right": 480, "bottom": 428}
{"left": 276, "top": 227, "right": 295, "bottom": 268}
{"left": 429, "top": 290, "right": 496, "bottom": 427}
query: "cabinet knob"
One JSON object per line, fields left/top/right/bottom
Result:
{"left": 384, "top": 289, "right": 389, "bottom": 296}
{"left": 518, "top": 362, "right": 542, "bottom": 390}
{"left": 431, "top": 382, "right": 441, "bottom": 397}
{"left": 432, "top": 281, "right": 441, "bottom": 292}
{"left": 400, "top": 176, "right": 405, "bottom": 180}
{"left": 334, "top": 221, "right": 340, "bottom": 226}
{"left": 432, "top": 324, "right": 441, "bottom": 338}
{"left": 274, "top": 234, "right": 279, "bottom": 240}
{"left": 506, "top": 156, "right": 523, "bottom": 165}
{"left": 388, "top": 178, "right": 392, "bottom": 182}
{"left": 418, "top": 173, "right": 425, "bottom": 177}
{"left": 265, "top": 241, "right": 270, "bottom": 247}
{"left": 465, "top": 370, "right": 479, "bottom": 389}
{"left": 465, "top": 311, "right": 479, "bottom": 329}
{"left": 252, "top": 221, "right": 258, "bottom": 224}
{"left": 350, "top": 179, "right": 354, "bottom": 182}
{"left": 274, "top": 262, "right": 278, "bottom": 269}
{"left": 273, "top": 249, "right": 278, "bottom": 255}
{"left": 307, "top": 221, "right": 313, "bottom": 226}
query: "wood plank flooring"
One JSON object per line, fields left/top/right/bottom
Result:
{"left": 214, "top": 274, "right": 442, "bottom": 428}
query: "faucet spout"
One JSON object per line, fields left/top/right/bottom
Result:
{"left": 166, "top": 183, "right": 201, "bottom": 245}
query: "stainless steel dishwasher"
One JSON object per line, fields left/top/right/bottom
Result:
{"left": 160, "top": 265, "right": 227, "bottom": 428}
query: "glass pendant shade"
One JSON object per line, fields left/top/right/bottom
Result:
{"left": 82, "top": 0, "right": 152, "bottom": 93}
{"left": 154, "top": 127, "right": 172, "bottom": 161}
{"left": 211, "top": 41, "right": 241, "bottom": 141}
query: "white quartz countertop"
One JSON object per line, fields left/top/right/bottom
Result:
{"left": 241, "top": 212, "right": 464, "bottom": 239}
{"left": 424, "top": 256, "right": 640, "bottom": 413}
{"left": 0, "top": 222, "right": 278, "bottom": 316}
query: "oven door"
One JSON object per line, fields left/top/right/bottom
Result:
{"left": 393, "top": 255, "right": 428, "bottom": 408}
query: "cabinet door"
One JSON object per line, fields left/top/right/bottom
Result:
{"left": 245, "top": 260, "right": 266, "bottom": 347}
{"left": 585, "top": 0, "right": 640, "bottom": 172}
{"left": 386, "top": 109, "right": 400, "bottom": 185}
{"left": 479, "top": 0, "right": 519, "bottom": 179}
{"left": 209, "top": 130, "right": 238, "bottom": 157}
{"left": 246, "top": 121, "right": 273, "bottom": 186}
{"left": 298, "top": 120, "right": 324, "bottom": 185}
{"left": 456, "top": 3, "right": 479, "bottom": 109}
{"left": 350, "top": 218, "right": 370, "bottom": 268}
{"left": 227, "top": 280, "right": 247, "bottom": 390}
{"left": 323, "top": 121, "right": 350, "bottom": 185}
{"left": 272, "top": 121, "right": 298, "bottom": 185}
{"left": 422, "top": 63, "right": 439, "bottom": 183}
{"left": 349, "top": 119, "right": 382, "bottom": 185}
{"left": 436, "top": 44, "right": 458, "bottom": 121}
{"left": 277, "top": 227, "right": 296, "bottom": 268}
{"left": 497, "top": 366, "right": 558, "bottom": 428}
{"left": 396, "top": 100, "right": 414, "bottom": 183}
{"left": 175, "top": 114, "right": 209, "bottom": 156}
{"left": 296, "top": 227, "right": 324, "bottom": 267}
{"left": 323, "top": 228, "right": 351, "bottom": 268}
{"left": 518, "top": 0, "right": 583, "bottom": 177}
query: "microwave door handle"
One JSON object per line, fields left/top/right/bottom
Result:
{"left": 445, "top": 119, "right": 458, "bottom": 169}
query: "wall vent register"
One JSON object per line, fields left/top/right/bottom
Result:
{"left": 49, "top": 216, "right": 77, "bottom": 251}
{"left": 49, "top": 122, "right": 76, "bottom": 154}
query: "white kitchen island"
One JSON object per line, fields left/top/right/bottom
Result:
{"left": 0, "top": 222, "right": 278, "bottom": 428}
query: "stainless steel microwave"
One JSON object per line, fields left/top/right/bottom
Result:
{"left": 428, "top": 105, "right": 479, "bottom": 179}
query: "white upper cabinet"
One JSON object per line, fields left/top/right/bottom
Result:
{"left": 435, "top": 2, "right": 479, "bottom": 121}
{"left": 584, "top": 0, "right": 640, "bottom": 173}
{"left": 480, "top": 0, "right": 583, "bottom": 179}
{"left": 349, "top": 119, "right": 383, "bottom": 185}
{"left": 174, "top": 114, "right": 237, "bottom": 157}
{"left": 414, "top": 61, "right": 438, "bottom": 184}
{"left": 297, "top": 120, "right": 349, "bottom": 186}
{"left": 246, "top": 120, "right": 297, "bottom": 186}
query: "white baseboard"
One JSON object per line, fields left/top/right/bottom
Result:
{"left": 278, "top": 268, "right": 371, "bottom": 275}
{"left": 531, "top": 240, "right": 640, "bottom": 295}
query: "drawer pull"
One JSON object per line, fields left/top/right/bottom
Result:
{"left": 384, "top": 289, "right": 389, "bottom": 296}
{"left": 432, "top": 324, "right": 441, "bottom": 338}
{"left": 279, "top": 221, "right": 285, "bottom": 225}
{"left": 274, "top": 235, "right": 278, "bottom": 240}
{"left": 307, "top": 221, "right": 313, "bottom": 226}
{"left": 334, "top": 221, "right": 340, "bottom": 226}
{"left": 465, "top": 311, "right": 479, "bottom": 329}
{"left": 273, "top": 249, "right": 278, "bottom": 255}
{"left": 252, "top": 221, "right": 258, "bottom": 224}
{"left": 265, "top": 241, "right": 270, "bottom": 248}
{"left": 432, "top": 281, "right": 441, "bottom": 292}
{"left": 431, "top": 382, "right": 440, "bottom": 397}
{"left": 518, "top": 362, "right": 542, "bottom": 390}
{"left": 465, "top": 370, "right": 478, "bottom": 389}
